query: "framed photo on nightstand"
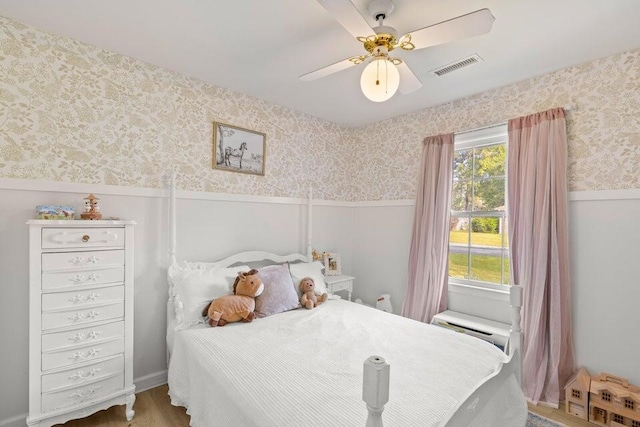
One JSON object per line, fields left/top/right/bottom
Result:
{"left": 323, "top": 252, "right": 341, "bottom": 276}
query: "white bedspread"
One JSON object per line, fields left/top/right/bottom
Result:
{"left": 168, "top": 300, "right": 526, "bottom": 427}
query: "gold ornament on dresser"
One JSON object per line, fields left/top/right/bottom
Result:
{"left": 81, "top": 194, "right": 102, "bottom": 220}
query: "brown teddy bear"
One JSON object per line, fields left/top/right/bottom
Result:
{"left": 299, "top": 277, "right": 328, "bottom": 309}
{"left": 202, "top": 269, "right": 264, "bottom": 327}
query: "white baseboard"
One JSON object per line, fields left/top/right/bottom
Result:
{"left": 134, "top": 369, "right": 168, "bottom": 393}
{"left": 0, "top": 371, "right": 168, "bottom": 427}
{"left": 0, "top": 413, "right": 27, "bottom": 427}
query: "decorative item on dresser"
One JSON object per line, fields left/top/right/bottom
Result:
{"left": 26, "top": 220, "right": 136, "bottom": 427}
{"left": 80, "top": 193, "right": 102, "bottom": 220}
{"left": 324, "top": 274, "right": 354, "bottom": 301}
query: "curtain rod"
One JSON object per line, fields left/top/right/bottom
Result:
{"left": 455, "top": 104, "right": 576, "bottom": 136}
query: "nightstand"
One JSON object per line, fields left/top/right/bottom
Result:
{"left": 324, "top": 275, "right": 354, "bottom": 301}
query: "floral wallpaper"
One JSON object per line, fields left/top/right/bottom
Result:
{"left": 1, "top": 15, "right": 639, "bottom": 202}
{"left": 351, "top": 49, "right": 640, "bottom": 200}
{"left": 0, "top": 16, "right": 353, "bottom": 201}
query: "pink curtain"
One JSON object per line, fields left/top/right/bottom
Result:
{"left": 507, "top": 108, "right": 575, "bottom": 406}
{"left": 402, "top": 134, "right": 454, "bottom": 323}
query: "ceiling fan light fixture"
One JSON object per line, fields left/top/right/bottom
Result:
{"left": 360, "top": 57, "right": 400, "bottom": 102}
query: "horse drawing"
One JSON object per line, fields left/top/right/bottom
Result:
{"left": 224, "top": 142, "right": 248, "bottom": 168}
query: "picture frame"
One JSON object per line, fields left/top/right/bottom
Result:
{"left": 213, "top": 122, "right": 266, "bottom": 176}
{"left": 323, "top": 252, "right": 341, "bottom": 276}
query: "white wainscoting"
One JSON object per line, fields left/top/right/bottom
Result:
{"left": 1, "top": 177, "right": 639, "bottom": 426}
{"left": 348, "top": 188, "right": 640, "bottom": 389}
{"left": 0, "top": 179, "right": 354, "bottom": 426}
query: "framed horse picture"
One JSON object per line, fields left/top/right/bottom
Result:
{"left": 213, "top": 122, "right": 266, "bottom": 175}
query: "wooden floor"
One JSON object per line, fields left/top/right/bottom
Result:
{"left": 56, "top": 385, "right": 190, "bottom": 427}
{"left": 528, "top": 402, "right": 594, "bottom": 427}
{"left": 55, "top": 384, "right": 596, "bottom": 427}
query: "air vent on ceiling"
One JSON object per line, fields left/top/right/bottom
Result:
{"left": 430, "top": 54, "right": 483, "bottom": 77}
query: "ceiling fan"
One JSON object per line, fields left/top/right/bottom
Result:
{"left": 300, "top": 0, "right": 495, "bottom": 102}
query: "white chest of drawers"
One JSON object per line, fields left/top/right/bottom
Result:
{"left": 27, "top": 220, "right": 136, "bottom": 427}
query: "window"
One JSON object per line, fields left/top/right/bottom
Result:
{"left": 632, "top": 420, "right": 640, "bottom": 427}
{"left": 602, "top": 391, "right": 611, "bottom": 402}
{"left": 572, "top": 389, "right": 582, "bottom": 399}
{"left": 612, "top": 413, "right": 624, "bottom": 424}
{"left": 449, "top": 125, "right": 509, "bottom": 288}
{"left": 624, "top": 398, "right": 635, "bottom": 410}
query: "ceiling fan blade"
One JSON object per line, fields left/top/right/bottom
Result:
{"left": 316, "top": 0, "right": 374, "bottom": 39}
{"left": 299, "top": 57, "right": 358, "bottom": 81}
{"left": 404, "top": 9, "right": 495, "bottom": 50}
{"left": 397, "top": 62, "right": 422, "bottom": 94}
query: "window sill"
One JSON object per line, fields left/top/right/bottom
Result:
{"left": 447, "top": 281, "right": 510, "bottom": 302}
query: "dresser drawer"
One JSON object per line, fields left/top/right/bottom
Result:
{"left": 43, "top": 285, "right": 124, "bottom": 312}
{"left": 42, "top": 301, "right": 124, "bottom": 331}
{"left": 42, "top": 228, "right": 124, "bottom": 249}
{"left": 42, "top": 355, "right": 124, "bottom": 393}
{"left": 42, "top": 336, "right": 124, "bottom": 371}
{"left": 42, "top": 373, "right": 124, "bottom": 413}
{"left": 42, "top": 321, "right": 124, "bottom": 353}
{"left": 42, "top": 266, "right": 124, "bottom": 290}
{"left": 42, "top": 250, "right": 124, "bottom": 272}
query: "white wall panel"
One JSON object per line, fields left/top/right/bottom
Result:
{"left": 350, "top": 205, "right": 413, "bottom": 310}
{"left": 1, "top": 182, "right": 639, "bottom": 425}
{"left": 569, "top": 198, "right": 640, "bottom": 386}
{"left": 348, "top": 194, "right": 640, "bottom": 387}
{"left": 0, "top": 185, "right": 352, "bottom": 425}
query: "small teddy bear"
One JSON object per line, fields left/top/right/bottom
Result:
{"left": 299, "top": 277, "right": 328, "bottom": 309}
{"left": 202, "top": 269, "right": 264, "bottom": 327}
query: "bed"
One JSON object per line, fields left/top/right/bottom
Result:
{"left": 164, "top": 174, "right": 527, "bottom": 426}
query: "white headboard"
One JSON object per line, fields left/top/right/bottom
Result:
{"left": 164, "top": 172, "right": 315, "bottom": 364}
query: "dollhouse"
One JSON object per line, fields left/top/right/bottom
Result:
{"left": 565, "top": 367, "right": 591, "bottom": 421}
{"left": 565, "top": 369, "right": 640, "bottom": 426}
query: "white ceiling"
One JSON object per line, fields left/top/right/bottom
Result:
{"left": 1, "top": 0, "right": 639, "bottom": 127}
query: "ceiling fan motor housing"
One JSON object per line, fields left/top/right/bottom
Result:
{"left": 363, "top": 25, "right": 399, "bottom": 53}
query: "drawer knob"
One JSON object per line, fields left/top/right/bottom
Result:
{"left": 70, "top": 386, "right": 101, "bottom": 400}
{"left": 69, "top": 273, "right": 99, "bottom": 284}
{"left": 69, "top": 368, "right": 101, "bottom": 380}
{"left": 69, "top": 255, "right": 100, "bottom": 265}
{"left": 82, "top": 235, "right": 90, "bottom": 242}
{"left": 68, "top": 293, "right": 101, "bottom": 304}
{"left": 68, "top": 310, "right": 100, "bottom": 322}
{"left": 69, "top": 348, "right": 102, "bottom": 361}
{"left": 68, "top": 330, "right": 101, "bottom": 342}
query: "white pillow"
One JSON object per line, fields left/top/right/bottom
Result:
{"left": 170, "top": 263, "right": 250, "bottom": 330}
{"left": 289, "top": 261, "right": 327, "bottom": 296}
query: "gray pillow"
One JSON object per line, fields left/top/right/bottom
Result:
{"left": 255, "top": 264, "right": 300, "bottom": 317}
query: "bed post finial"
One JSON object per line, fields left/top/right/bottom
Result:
{"left": 363, "top": 355, "right": 389, "bottom": 427}
{"left": 306, "top": 186, "right": 313, "bottom": 262}
{"left": 168, "top": 170, "right": 177, "bottom": 267}
{"left": 509, "top": 284, "right": 523, "bottom": 385}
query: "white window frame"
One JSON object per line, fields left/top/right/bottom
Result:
{"left": 449, "top": 124, "right": 509, "bottom": 292}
